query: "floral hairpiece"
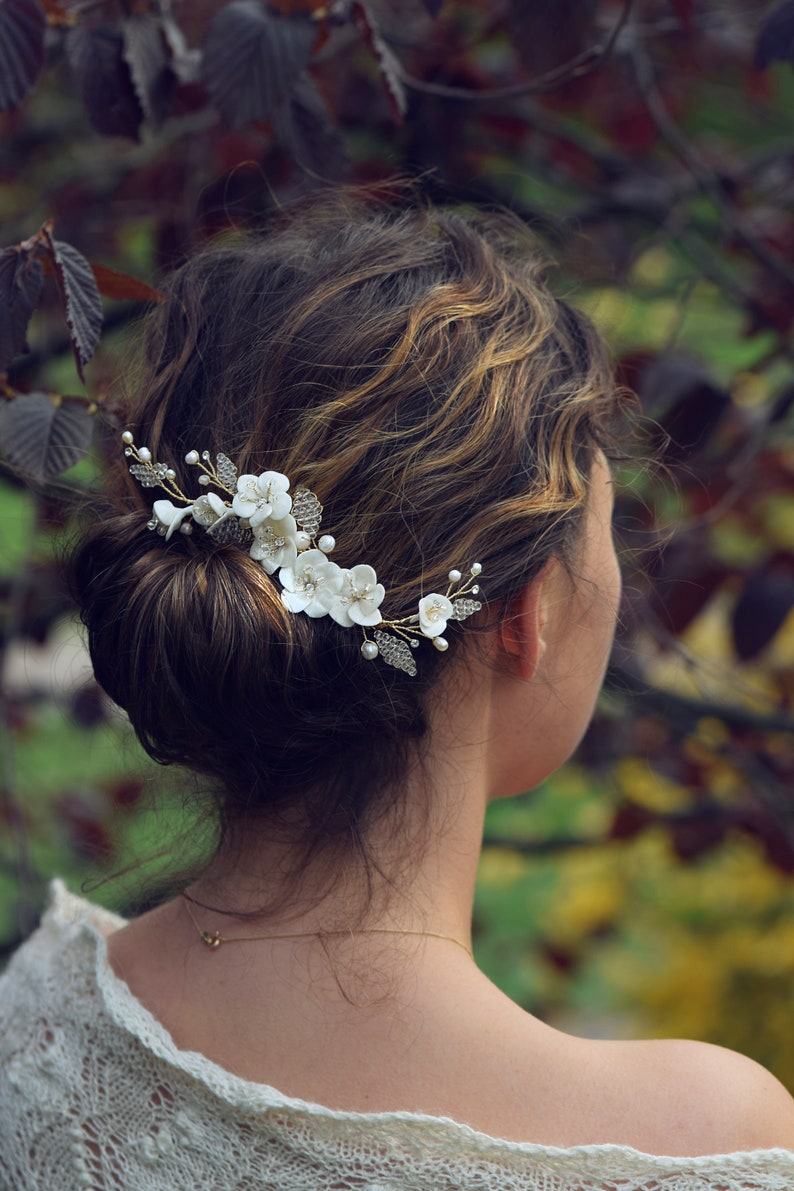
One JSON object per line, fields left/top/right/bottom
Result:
{"left": 122, "top": 432, "right": 483, "bottom": 677}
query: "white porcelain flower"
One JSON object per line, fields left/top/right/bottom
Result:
{"left": 191, "top": 492, "right": 234, "bottom": 529}
{"left": 279, "top": 549, "right": 343, "bottom": 617}
{"left": 328, "top": 564, "right": 386, "bottom": 627}
{"left": 152, "top": 499, "right": 193, "bottom": 540}
{"left": 249, "top": 514, "right": 299, "bottom": 574}
{"left": 418, "top": 593, "right": 453, "bottom": 637}
{"left": 232, "top": 471, "right": 292, "bottom": 527}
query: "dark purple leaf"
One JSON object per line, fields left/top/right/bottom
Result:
{"left": 610, "top": 801, "right": 654, "bottom": 841}
{"left": 0, "top": 392, "right": 95, "bottom": 480}
{"left": 0, "top": 562, "right": 71, "bottom": 647}
{"left": 202, "top": 1, "right": 316, "bottom": 129}
{"left": 0, "top": 245, "right": 43, "bottom": 372}
{"left": 507, "top": 0, "right": 597, "bottom": 75}
{"left": 271, "top": 74, "right": 349, "bottom": 180}
{"left": 122, "top": 13, "right": 174, "bottom": 129}
{"left": 419, "top": 0, "right": 444, "bottom": 16}
{"left": 671, "top": 808, "right": 726, "bottom": 862}
{"left": 0, "top": 0, "right": 46, "bottom": 111}
{"left": 352, "top": 2, "right": 406, "bottom": 122}
{"left": 734, "top": 803, "right": 794, "bottom": 874}
{"left": 90, "top": 263, "right": 163, "bottom": 304}
{"left": 42, "top": 229, "right": 103, "bottom": 380}
{"left": 732, "top": 560, "right": 794, "bottom": 662}
{"left": 65, "top": 22, "right": 143, "bottom": 139}
{"left": 69, "top": 683, "right": 107, "bottom": 729}
{"left": 757, "top": 0, "right": 794, "bottom": 69}
{"left": 668, "top": 0, "right": 694, "bottom": 30}
{"left": 638, "top": 354, "right": 729, "bottom": 461}
{"left": 647, "top": 534, "right": 727, "bottom": 635}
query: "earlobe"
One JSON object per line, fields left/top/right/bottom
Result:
{"left": 498, "top": 573, "right": 549, "bottom": 681}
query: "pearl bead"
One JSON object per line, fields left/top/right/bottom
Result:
{"left": 121, "top": 431, "right": 134, "bottom": 445}
{"left": 198, "top": 474, "right": 210, "bottom": 485}
{"left": 361, "top": 640, "right": 379, "bottom": 660}
{"left": 295, "top": 531, "right": 312, "bottom": 549}
{"left": 470, "top": 562, "right": 482, "bottom": 576}
{"left": 318, "top": 534, "right": 335, "bottom": 554}
{"left": 185, "top": 450, "right": 199, "bottom": 465}
{"left": 137, "top": 447, "right": 151, "bottom": 463}
{"left": 180, "top": 522, "right": 192, "bottom": 534}
{"left": 448, "top": 569, "right": 461, "bottom": 583}
{"left": 166, "top": 468, "right": 176, "bottom": 480}
{"left": 432, "top": 636, "right": 449, "bottom": 652}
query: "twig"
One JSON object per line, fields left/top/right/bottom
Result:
{"left": 517, "top": 99, "right": 628, "bottom": 170}
{"left": 629, "top": 39, "right": 794, "bottom": 294}
{"left": 605, "top": 662, "right": 794, "bottom": 737}
{"left": 392, "top": 0, "right": 635, "bottom": 102}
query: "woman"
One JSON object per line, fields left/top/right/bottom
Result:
{"left": 2, "top": 196, "right": 793, "bottom": 1189}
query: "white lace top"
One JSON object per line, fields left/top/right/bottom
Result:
{"left": 1, "top": 882, "right": 793, "bottom": 1191}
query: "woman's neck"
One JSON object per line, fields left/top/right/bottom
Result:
{"left": 187, "top": 673, "right": 494, "bottom": 960}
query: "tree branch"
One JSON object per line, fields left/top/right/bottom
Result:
{"left": 629, "top": 38, "right": 794, "bottom": 294}
{"left": 605, "top": 663, "right": 794, "bottom": 737}
{"left": 392, "top": 0, "right": 635, "bottom": 102}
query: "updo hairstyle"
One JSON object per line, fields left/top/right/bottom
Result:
{"left": 72, "top": 196, "right": 621, "bottom": 890}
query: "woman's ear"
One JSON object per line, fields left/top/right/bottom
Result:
{"left": 498, "top": 566, "right": 553, "bottom": 681}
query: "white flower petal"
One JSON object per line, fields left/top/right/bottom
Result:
{"left": 152, "top": 499, "right": 193, "bottom": 541}
{"left": 257, "top": 471, "right": 292, "bottom": 520}
{"left": 347, "top": 563, "right": 379, "bottom": 587}
{"left": 192, "top": 493, "right": 234, "bottom": 528}
{"left": 418, "top": 593, "right": 454, "bottom": 637}
{"left": 348, "top": 600, "right": 384, "bottom": 628}
{"left": 250, "top": 515, "right": 299, "bottom": 573}
{"left": 281, "top": 589, "right": 311, "bottom": 613}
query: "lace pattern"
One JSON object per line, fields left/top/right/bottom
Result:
{"left": 1, "top": 881, "right": 793, "bottom": 1191}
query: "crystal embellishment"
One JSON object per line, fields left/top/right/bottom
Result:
{"left": 129, "top": 462, "right": 169, "bottom": 487}
{"left": 207, "top": 517, "right": 246, "bottom": 545}
{"left": 374, "top": 630, "right": 418, "bottom": 677}
{"left": 448, "top": 598, "right": 483, "bottom": 621}
{"left": 215, "top": 453, "right": 238, "bottom": 489}
{"left": 291, "top": 487, "right": 323, "bottom": 536}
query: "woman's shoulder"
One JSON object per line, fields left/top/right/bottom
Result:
{"left": 0, "top": 881, "right": 125, "bottom": 1055}
{"left": 576, "top": 1033, "right": 794, "bottom": 1156}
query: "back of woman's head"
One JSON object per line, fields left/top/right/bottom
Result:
{"left": 72, "top": 194, "right": 621, "bottom": 886}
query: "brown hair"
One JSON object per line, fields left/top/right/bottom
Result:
{"left": 72, "top": 194, "right": 623, "bottom": 907}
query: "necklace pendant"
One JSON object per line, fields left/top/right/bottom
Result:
{"left": 200, "top": 930, "right": 222, "bottom": 949}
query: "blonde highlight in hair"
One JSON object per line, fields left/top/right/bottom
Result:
{"left": 72, "top": 194, "right": 629, "bottom": 902}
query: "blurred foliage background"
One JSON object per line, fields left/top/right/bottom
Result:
{"left": 1, "top": 0, "right": 794, "bottom": 1088}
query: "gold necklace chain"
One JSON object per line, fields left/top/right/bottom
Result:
{"left": 181, "top": 893, "right": 473, "bottom": 960}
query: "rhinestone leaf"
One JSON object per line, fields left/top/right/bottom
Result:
{"left": 373, "top": 630, "right": 417, "bottom": 677}
{"left": 448, "top": 598, "right": 482, "bottom": 621}
{"left": 129, "top": 461, "right": 170, "bottom": 487}
{"left": 215, "top": 452, "right": 238, "bottom": 489}
{"left": 207, "top": 517, "right": 246, "bottom": 545}
{"left": 292, "top": 487, "right": 323, "bottom": 536}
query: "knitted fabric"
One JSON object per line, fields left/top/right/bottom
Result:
{"left": 1, "top": 882, "right": 792, "bottom": 1191}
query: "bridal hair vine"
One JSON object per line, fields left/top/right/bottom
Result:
{"left": 121, "top": 432, "right": 483, "bottom": 677}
